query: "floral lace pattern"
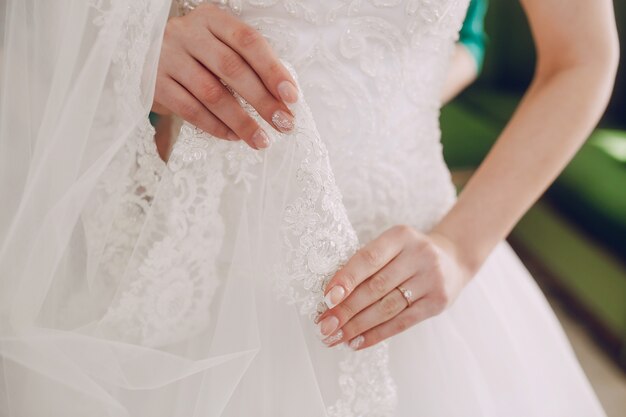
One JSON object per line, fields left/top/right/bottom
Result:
{"left": 271, "top": 76, "right": 398, "bottom": 415}
{"left": 174, "top": 0, "right": 468, "bottom": 243}
{"left": 98, "top": 122, "right": 227, "bottom": 347}
{"left": 94, "top": 0, "right": 469, "bottom": 414}
{"left": 80, "top": 0, "right": 171, "bottom": 326}
{"left": 272, "top": 89, "right": 360, "bottom": 319}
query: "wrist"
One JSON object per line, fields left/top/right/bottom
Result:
{"left": 428, "top": 227, "right": 485, "bottom": 283}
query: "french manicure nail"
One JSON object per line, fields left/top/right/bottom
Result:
{"left": 348, "top": 335, "right": 364, "bottom": 350}
{"left": 277, "top": 80, "right": 299, "bottom": 104}
{"left": 319, "top": 315, "right": 339, "bottom": 336}
{"left": 324, "top": 286, "right": 346, "bottom": 309}
{"left": 251, "top": 128, "right": 270, "bottom": 149}
{"left": 271, "top": 109, "right": 294, "bottom": 132}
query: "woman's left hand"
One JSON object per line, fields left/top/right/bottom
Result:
{"left": 316, "top": 224, "right": 474, "bottom": 350}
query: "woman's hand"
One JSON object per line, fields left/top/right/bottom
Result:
{"left": 313, "top": 0, "right": 619, "bottom": 352}
{"left": 153, "top": 3, "right": 299, "bottom": 150}
{"left": 315, "top": 225, "right": 473, "bottom": 350}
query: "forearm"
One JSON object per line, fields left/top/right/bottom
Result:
{"left": 432, "top": 59, "right": 618, "bottom": 275}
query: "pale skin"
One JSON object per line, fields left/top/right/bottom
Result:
{"left": 152, "top": 3, "right": 300, "bottom": 151}
{"left": 441, "top": 43, "right": 480, "bottom": 104}
{"left": 153, "top": 2, "right": 619, "bottom": 350}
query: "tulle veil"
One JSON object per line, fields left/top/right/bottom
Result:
{"left": 0, "top": 1, "right": 396, "bottom": 415}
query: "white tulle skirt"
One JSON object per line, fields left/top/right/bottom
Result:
{"left": 389, "top": 241, "right": 605, "bottom": 416}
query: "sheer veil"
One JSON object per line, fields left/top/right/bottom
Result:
{"left": 0, "top": 1, "right": 395, "bottom": 415}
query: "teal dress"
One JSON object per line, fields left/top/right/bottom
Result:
{"left": 458, "top": 0, "right": 489, "bottom": 74}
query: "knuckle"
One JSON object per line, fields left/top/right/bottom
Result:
{"left": 218, "top": 52, "right": 246, "bottom": 78}
{"left": 268, "top": 59, "right": 280, "bottom": 71}
{"left": 265, "top": 60, "right": 289, "bottom": 87}
{"left": 412, "top": 239, "right": 429, "bottom": 254}
{"left": 267, "top": 60, "right": 284, "bottom": 79}
{"left": 336, "top": 302, "right": 355, "bottom": 321}
{"left": 234, "top": 25, "right": 261, "bottom": 49}
{"left": 200, "top": 81, "right": 225, "bottom": 105}
{"left": 393, "top": 224, "right": 414, "bottom": 238}
{"left": 368, "top": 273, "right": 388, "bottom": 297}
{"left": 341, "top": 270, "right": 358, "bottom": 292}
{"left": 380, "top": 295, "right": 400, "bottom": 317}
{"left": 177, "top": 99, "right": 201, "bottom": 121}
{"left": 360, "top": 247, "right": 381, "bottom": 267}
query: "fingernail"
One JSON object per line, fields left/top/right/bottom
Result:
{"left": 277, "top": 80, "right": 299, "bottom": 104}
{"left": 324, "top": 286, "right": 345, "bottom": 309}
{"left": 323, "top": 329, "right": 343, "bottom": 345}
{"left": 348, "top": 335, "right": 364, "bottom": 350}
{"left": 251, "top": 128, "right": 270, "bottom": 148}
{"left": 319, "top": 315, "right": 339, "bottom": 336}
{"left": 271, "top": 109, "right": 294, "bottom": 132}
{"left": 226, "top": 131, "right": 239, "bottom": 141}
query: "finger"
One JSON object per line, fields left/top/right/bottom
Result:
{"left": 322, "top": 273, "right": 430, "bottom": 347}
{"left": 201, "top": 5, "right": 299, "bottom": 104}
{"left": 322, "top": 225, "right": 413, "bottom": 310}
{"left": 321, "top": 286, "right": 409, "bottom": 347}
{"left": 317, "top": 247, "right": 415, "bottom": 328}
{"left": 186, "top": 29, "right": 295, "bottom": 134}
{"left": 168, "top": 55, "right": 270, "bottom": 149}
{"left": 154, "top": 75, "right": 237, "bottom": 142}
{"left": 346, "top": 297, "right": 439, "bottom": 351}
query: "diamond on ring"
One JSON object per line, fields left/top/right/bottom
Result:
{"left": 397, "top": 285, "right": 413, "bottom": 306}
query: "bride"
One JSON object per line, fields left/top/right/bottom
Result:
{"left": 0, "top": 0, "right": 619, "bottom": 416}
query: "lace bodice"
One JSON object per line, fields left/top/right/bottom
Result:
{"left": 177, "top": 0, "right": 469, "bottom": 242}
{"left": 89, "top": 2, "right": 470, "bottom": 416}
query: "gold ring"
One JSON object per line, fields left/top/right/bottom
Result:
{"left": 396, "top": 285, "right": 413, "bottom": 307}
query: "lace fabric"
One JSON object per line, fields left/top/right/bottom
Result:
{"left": 174, "top": 0, "right": 466, "bottom": 240}
{"left": 83, "top": 1, "right": 468, "bottom": 414}
{"left": 90, "top": 60, "right": 397, "bottom": 414}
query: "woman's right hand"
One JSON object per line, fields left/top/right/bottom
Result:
{"left": 152, "top": 3, "right": 300, "bottom": 150}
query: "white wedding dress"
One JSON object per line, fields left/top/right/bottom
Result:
{"left": 0, "top": 0, "right": 608, "bottom": 416}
